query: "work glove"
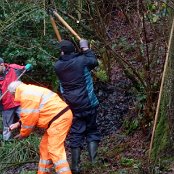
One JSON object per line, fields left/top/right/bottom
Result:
{"left": 80, "top": 39, "right": 89, "bottom": 49}
{"left": 25, "top": 64, "right": 32, "bottom": 71}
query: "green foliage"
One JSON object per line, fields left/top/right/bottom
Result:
{"left": 136, "top": 91, "right": 147, "bottom": 110}
{"left": 147, "top": 2, "right": 168, "bottom": 23}
{"left": 117, "top": 37, "right": 135, "bottom": 53}
{"left": 120, "top": 157, "right": 134, "bottom": 167}
{"left": 0, "top": 134, "right": 39, "bottom": 173}
{"left": 95, "top": 69, "right": 108, "bottom": 82}
{"left": 123, "top": 118, "right": 139, "bottom": 135}
{"left": 0, "top": 0, "right": 109, "bottom": 89}
{"left": 20, "top": 170, "right": 36, "bottom": 174}
{"left": 0, "top": 1, "right": 59, "bottom": 89}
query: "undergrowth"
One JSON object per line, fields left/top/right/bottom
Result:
{"left": 0, "top": 133, "right": 40, "bottom": 174}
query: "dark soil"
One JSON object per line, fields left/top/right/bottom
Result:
{"left": 96, "top": 76, "right": 133, "bottom": 137}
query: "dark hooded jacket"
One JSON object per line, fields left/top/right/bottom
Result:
{"left": 54, "top": 49, "right": 99, "bottom": 112}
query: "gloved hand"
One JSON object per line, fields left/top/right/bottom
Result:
{"left": 25, "top": 64, "right": 32, "bottom": 71}
{"left": 79, "top": 39, "right": 89, "bottom": 48}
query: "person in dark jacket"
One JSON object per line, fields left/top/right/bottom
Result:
{"left": 0, "top": 57, "right": 32, "bottom": 140}
{"left": 54, "top": 39, "right": 101, "bottom": 174}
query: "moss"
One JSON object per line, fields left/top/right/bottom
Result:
{"left": 120, "top": 157, "right": 134, "bottom": 167}
{"left": 151, "top": 59, "right": 174, "bottom": 163}
{"left": 151, "top": 81, "right": 169, "bottom": 159}
{"left": 151, "top": 105, "right": 169, "bottom": 160}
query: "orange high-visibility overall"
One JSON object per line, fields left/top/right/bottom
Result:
{"left": 14, "top": 83, "right": 73, "bottom": 174}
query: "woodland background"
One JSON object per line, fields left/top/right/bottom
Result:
{"left": 0, "top": 0, "right": 174, "bottom": 173}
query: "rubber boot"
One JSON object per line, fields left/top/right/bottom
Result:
{"left": 87, "top": 141, "right": 99, "bottom": 163}
{"left": 71, "top": 148, "right": 81, "bottom": 174}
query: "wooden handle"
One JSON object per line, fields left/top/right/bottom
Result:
{"left": 53, "top": 11, "right": 81, "bottom": 41}
{"left": 50, "top": 16, "right": 62, "bottom": 42}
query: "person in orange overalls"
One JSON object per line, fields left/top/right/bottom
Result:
{"left": 8, "top": 81, "right": 73, "bottom": 174}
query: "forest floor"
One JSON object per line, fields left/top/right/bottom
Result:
{"left": 88, "top": 66, "right": 151, "bottom": 174}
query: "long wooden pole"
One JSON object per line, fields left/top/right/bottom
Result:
{"left": 48, "top": 0, "right": 62, "bottom": 42}
{"left": 50, "top": 16, "right": 62, "bottom": 42}
{"left": 53, "top": 11, "right": 81, "bottom": 41}
{"left": 148, "top": 16, "right": 174, "bottom": 159}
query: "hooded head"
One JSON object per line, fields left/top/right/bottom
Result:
{"left": 59, "top": 40, "right": 75, "bottom": 55}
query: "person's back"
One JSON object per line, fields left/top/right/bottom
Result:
{"left": 54, "top": 50, "right": 99, "bottom": 112}
{"left": 15, "top": 83, "right": 69, "bottom": 129}
{"left": 54, "top": 39, "right": 101, "bottom": 174}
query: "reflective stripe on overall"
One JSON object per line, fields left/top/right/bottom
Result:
{"left": 15, "top": 84, "right": 73, "bottom": 174}
{"left": 38, "top": 109, "right": 73, "bottom": 174}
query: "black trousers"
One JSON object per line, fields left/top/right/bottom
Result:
{"left": 69, "top": 107, "right": 101, "bottom": 148}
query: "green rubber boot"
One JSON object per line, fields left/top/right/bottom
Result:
{"left": 87, "top": 141, "right": 99, "bottom": 163}
{"left": 71, "top": 148, "right": 81, "bottom": 174}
